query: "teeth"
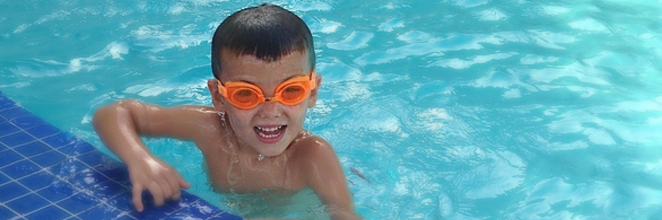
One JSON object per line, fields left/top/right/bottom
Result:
{"left": 255, "top": 125, "right": 285, "bottom": 139}
{"left": 258, "top": 132, "right": 279, "bottom": 138}
{"left": 257, "top": 125, "right": 282, "bottom": 132}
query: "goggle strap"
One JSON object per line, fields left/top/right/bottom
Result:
{"left": 216, "top": 79, "right": 227, "bottom": 97}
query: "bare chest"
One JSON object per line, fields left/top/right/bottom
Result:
{"left": 198, "top": 139, "right": 306, "bottom": 194}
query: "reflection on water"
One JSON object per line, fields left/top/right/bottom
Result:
{"left": 1, "top": 0, "right": 662, "bottom": 219}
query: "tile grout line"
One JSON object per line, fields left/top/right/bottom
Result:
{"left": 42, "top": 134, "right": 208, "bottom": 219}
{"left": 0, "top": 127, "right": 47, "bottom": 144}
{"left": 28, "top": 128, "right": 151, "bottom": 220}
{"left": 0, "top": 103, "right": 84, "bottom": 218}
{"left": 0, "top": 111, "right": 48, "bottom": 139}
{"left": 0, "top": 162, "right": 63, "bottom": 202}
{"left": 26, "top": 149, "right": 128, "bottom": 218}
{"left": 0, "top": 203, "right": 23, "bottom": 220}
{"left": 0, "top": 133, "right": 68, "bottom": 171}
{"left": 1, "top": 140, "right": 130, "bottom": 218}
{"left": 0, "top": 129, "right": 23, "bottom": 139}
{"left": 0, "top": 105, "right": 20, "bottom": 114}
{"left": 4, "top": 138, "right": 203, "bottom": 220}
{"left": 0, "top": 120, "right": 64, "bottom": 146}
{"left": 0, "top": 115, "right": 48, "bottom": 138}
{"left": 1, "top": 163, "right": 87, "bottom": 219}
{"left": 0, "top": 102, "right": 222, "bottom": 220}
{"left": 0, "top": 122, "right": 126, "bottom": 219}
{"left": 0, "top": 132, "right": 73, "bottom": 188}
{"left": 0, "top": 123, "right": 135, "bottom": 219}
{"left": 72, "top": 150, "right": 194, "bottom": 220}
{"left": 1, "top": 158, "right": 123, "bottom": 205}
{"left": 1, "top": 151, "right": 137, "bottom": 219}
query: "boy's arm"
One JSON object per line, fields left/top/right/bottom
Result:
{"left": 93, "top": 100, "right": 210, "bottom": 211}
{"left": 301, "top": 138, "right": 362, "bottom": 220}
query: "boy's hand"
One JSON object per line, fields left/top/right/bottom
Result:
{"left": 128, "top": 157, "right": 190, "bottom": 212}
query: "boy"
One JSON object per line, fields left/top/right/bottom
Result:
{"left": 93, "top": 4, "right": 361, "bottom": 220}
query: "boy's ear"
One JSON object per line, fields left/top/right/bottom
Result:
{"left": 307, "top": 72, "right": 322, "bottom": 109}
{"left": 207, "top": 79, "right": 226, "bottom": 111}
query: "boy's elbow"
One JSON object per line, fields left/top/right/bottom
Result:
{"left": 93, "top": 104, "right": 113, "bottom": 130}
{"left": 92, "top": 100, "right": 136, "bottom": 130}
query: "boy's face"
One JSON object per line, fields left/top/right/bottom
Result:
{"left": 210, "top": 49, "right": 320, "bottom": 157}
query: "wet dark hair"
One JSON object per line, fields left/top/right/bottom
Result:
{"left": 211, "top": 4, "right": 315, "bottom": 79}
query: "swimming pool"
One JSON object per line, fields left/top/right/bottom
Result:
{"left": 1, "top": 0, "right": 662, "bottom": 219}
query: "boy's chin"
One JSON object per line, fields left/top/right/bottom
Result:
{"left": 253, "top": 136, "right": 294, "bottom": 157}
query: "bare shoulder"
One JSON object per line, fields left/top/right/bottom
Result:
{"left": 292, "top": 134, "right": 335, "bottom": 158}
{"left": 290, "top": 134, "right": 341, "bottom": 171}
{"left": 289, "top": 133, "right": 356, "bottom": 219}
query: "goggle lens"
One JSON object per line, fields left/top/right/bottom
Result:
{"left": 230, "top": 88, "right": 261, "bottom": 108}
{"left": 218, "top": 74, "right": 316, "bottom": 109}
{"left": 279, "top": 84, "right": 306, "bottom": 104}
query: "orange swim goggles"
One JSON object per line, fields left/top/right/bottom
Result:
{"left": 217, "top": 74, "right": 317, "bottom": 110}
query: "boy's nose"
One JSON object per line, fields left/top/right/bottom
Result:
{"left": 257, "top": 100, "right": 282, "bottom": 118}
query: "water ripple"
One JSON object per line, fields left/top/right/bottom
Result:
{"left": 286, "top": 0, "right": 333, "bottom": 12}
{"left": 377, "top": 18, "right": 404, "bottom": 32}
{"left": 450, "top": 147, "right": 526, "bottom": 199}
{"left": 544, "top": 97, "right": 662, "bottom": 145}
{"left": 429, "top": 52, "right": 517, "bottom": 69}
{"left": 510, "top": 177, "right": 662, "bottom": 219}
{"left": 519, "top": 54, "right": 560, "bottom": 65}
{"left": 526, "top": 62, "right": 611, "bottom": 86}
{"left": 354, "top": 34, "right": 500, "bottom": 66}
{"left": 356, "top": 30, "right": 576, "bottom": 66}
{"left": 326, "top": 31, "right": 374, "bottom": 51}
{"left": 7, "top": 41, "right": 128, "bottom": 78}
{"left": 508, "top": 178, "right": 613, "bottom": 219}
{"left": 307, "top": 18, "right": 342, "bottom": 34}
{"left": 122, "top": 66, "right": 209, "bottom": 99}
{"left": 396, "top": 31, "right": 433, "bottom": 43}
{"left": 449, "top": 0, "right": 490, "bottom": 8}
{"left": 129, "top": 25, "right": 210, "bottom": 52}
{"left": 477, "top": 8, "right": 507, "bottom": 21}
{"left": 538, "top": 5, "right": 570, "bottom": 16}
{"left": 316, "top": 61, "right": 362, "bottom": 83}
{"left": 13, "top": 10, "right": 71, "bottom": 34}
{"left": 569, "top": 18, "right": 610, "bottom": 33}
{"left": 584, "top": 51, "right": 652, "bottom": 77}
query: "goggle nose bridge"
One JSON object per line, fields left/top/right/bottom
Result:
{"left": 264, "top": 97, "right": 278, "bottom": 103}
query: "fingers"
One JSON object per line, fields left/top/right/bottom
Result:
{"left": 130, "top": 165, "right": 190, "bottom": 213}
{"left": 147, "top": 180, "right": 167, "bottom": 207}
{"left": 176, "top": 171, "right": 190, "bottom": 189}
{"left": 164, "top": 173, "right": 181, "bottom": 201}
{"left": 132, "top": 184, "right": 144, "bottom": 212}
{"left": 158, "top": 176, "right": 175, "bottom": 202}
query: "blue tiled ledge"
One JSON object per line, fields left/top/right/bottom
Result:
{"left": 0, "top": 91, "right": 242, "bottom": 220}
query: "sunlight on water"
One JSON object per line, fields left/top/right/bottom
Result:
{"left": 1, "top": 0, "right": 662, "bottom": 219}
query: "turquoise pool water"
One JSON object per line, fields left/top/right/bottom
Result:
{"left": 2, "top": 0, "right": 662, "bottom": 219}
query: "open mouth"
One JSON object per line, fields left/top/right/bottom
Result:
{"left": 253, "top": 125, "right": 287, "bottom": 143}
